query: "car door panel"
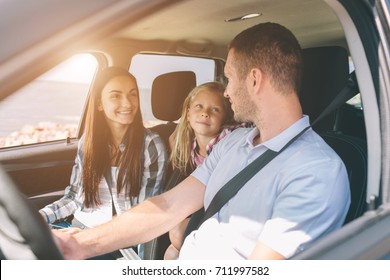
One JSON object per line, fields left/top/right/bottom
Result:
{"left": 0, "top": 140, "right": 78, "bottom": 208}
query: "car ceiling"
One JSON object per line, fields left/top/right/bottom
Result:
{"left": 0, "top": 0, "right": 347, "bottom": 100}
{"left": 112, "top": 0, "right": 347, "bottom": 59}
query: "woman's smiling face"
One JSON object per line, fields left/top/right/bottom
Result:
{"left": 99, "top": 75, "right": 139, "bottom": 130}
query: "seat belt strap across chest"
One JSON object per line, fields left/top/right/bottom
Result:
{"left": 196, "top": 125, "right": 311, "bottom": 228}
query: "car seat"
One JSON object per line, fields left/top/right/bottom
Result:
{"left": 144, "top": 71, "right": 196, "bottom": 260}
{"left": 301, "top": 46, "right": 349, "bottom": 133}
{"left": 300, "top": 46, "right": 367, "bottom": 224}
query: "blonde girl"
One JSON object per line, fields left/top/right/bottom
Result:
{"left": 169, "top": 81, "right": 234, "bottom": 176}
{"left": 164, "top": 81, "right": 236, "bottom": 259}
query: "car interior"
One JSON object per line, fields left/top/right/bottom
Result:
{"left": 1, "top": 0, "right": 388, "bottom": 260}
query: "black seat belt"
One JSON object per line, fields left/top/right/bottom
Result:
{"left": 311, "top": 71, "right": 359, "bottom": 127}
{"left": 181, "top": 71, "right": 359, "bottom": 244}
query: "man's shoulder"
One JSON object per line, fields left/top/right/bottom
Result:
{"left": 223, "top": 126, "right": 253, "bottom": 143}
{"left": 213, "top": 127, "right": 252, "bottom": 152}
{"left": 227, "top": 126, "right": 252, "bottom": 137}
{"left": 293, "top": 129, "right": 345, "bottom": 165}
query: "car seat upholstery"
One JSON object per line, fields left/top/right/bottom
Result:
{"left": 300, "top": 46, "right": 367, "bottom": 224}
{"left": 300, "top": 46, "right": 350, "bottom": 133}
{"left": 335, "top": 102, "right": 366, "bottom": 139}
{"left": 320, "top": 132, "right": 367, "bottom": 223}
{"left": 144, "top": 71, "right": 196, "bottom": 260}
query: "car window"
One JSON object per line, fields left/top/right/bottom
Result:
{"left": 0, "top": 53, "right": 98, "bottom": 148}
{"left": 130, "top": 54, "right": 216, "bottom": 127}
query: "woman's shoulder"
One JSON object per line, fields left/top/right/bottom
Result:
{"left": 144, "top": 127, "right": 160, "bottom": 138}
{"left": 76, "top": 134, "right": 85, "bottom": 150}
{"left": 143, "top": 128, "right": 165, "bottom": 147}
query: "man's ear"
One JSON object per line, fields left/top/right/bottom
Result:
{"left": 250, "top": 68, "right": 262, "bottom": 92}
{"left": 98, "top": 103, "right": 103, "bottom": 111}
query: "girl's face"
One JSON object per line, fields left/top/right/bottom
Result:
{"left": 187, "top": 90, "right": 227, "bottom": 139}
{"left": 99, "top": 75, "right": 139, "bottom": 131}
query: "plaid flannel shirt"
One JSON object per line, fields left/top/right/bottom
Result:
{"left": 40, "top": 129, "right": 167, "bottom": 223}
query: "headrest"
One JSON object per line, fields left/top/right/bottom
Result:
{"left": 151, "top": 71, "right": 196, "bottom": 121}
{"left": 300, "top": 46, "right": 349, "bottom": 132}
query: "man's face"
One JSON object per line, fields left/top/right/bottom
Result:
{"left": 224, "top": 49, "right": 255, "bottom": 123}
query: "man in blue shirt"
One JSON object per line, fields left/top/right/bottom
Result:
{"left": 53, "top": 22, "right": 350, "bottom": 260}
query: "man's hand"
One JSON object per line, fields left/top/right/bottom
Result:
{"left": 52, "top": 228, "right": 86, "bottom": 260}
{"left": 249, "top": 241, "right": 285, "bottom": 260}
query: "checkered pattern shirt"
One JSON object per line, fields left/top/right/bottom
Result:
{"left": 40, "top": 129, "right": 167, "bottom": 224}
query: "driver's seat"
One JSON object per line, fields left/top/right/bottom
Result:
{"left": 300, "top": 46, "right": 367, "bottom": 224}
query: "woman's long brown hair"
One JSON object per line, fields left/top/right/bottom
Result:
{"left": 82, "top": 67, "right": 145, "bottom": 208}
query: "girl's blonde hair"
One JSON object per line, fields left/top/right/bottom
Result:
{"left": 170, "top": 81, "right": 234, "bottom": 174}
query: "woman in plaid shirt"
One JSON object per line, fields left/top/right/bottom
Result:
{"left": 40, "top": 68, "right": 167, "bottom": 248}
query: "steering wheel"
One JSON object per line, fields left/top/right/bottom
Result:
{"left": 0, "top": 167, "right": 63, "bottom": 259}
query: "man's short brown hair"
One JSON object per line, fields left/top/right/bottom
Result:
{"left": 229, "top": 22, "right": 303, "bottom": 94}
